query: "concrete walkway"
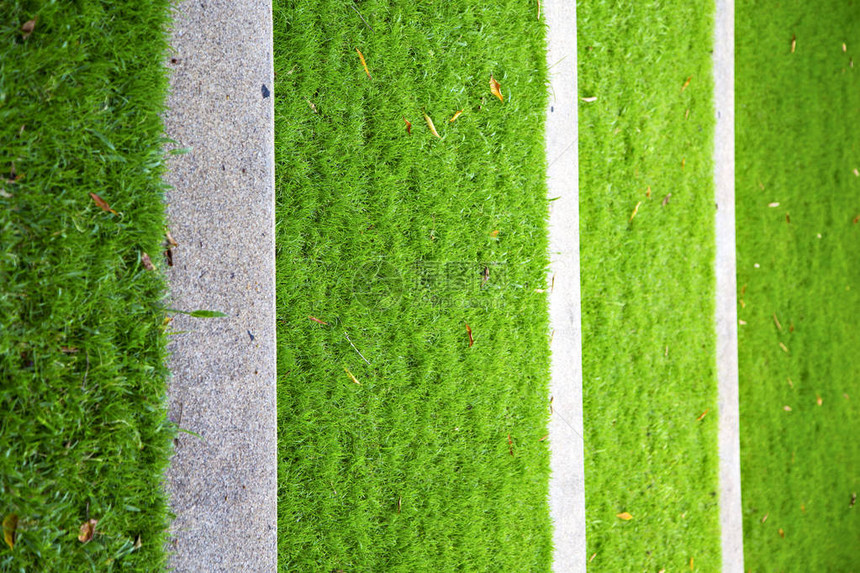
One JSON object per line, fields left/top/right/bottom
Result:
{"left": 162, "top": 1, "right": 276, "bottom": 571}
{"left": 545, "top": 1, "right": 587, "bottom": 571}
{"left": 714, "top": 0, "right": 745, "bottom": 571}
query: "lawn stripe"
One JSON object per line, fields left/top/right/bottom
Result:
{"left": 713, "top": 0, "right": 744, "bottom": 570}
{"left": 162, "top": 0, "right": 277, "bottom": 570}
{"left": 544, "top": 0, "right": 587, "bottom": 570}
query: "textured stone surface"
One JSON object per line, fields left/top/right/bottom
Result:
{"left": 162, "top": 1, "right": 276, "bottom": 571}
{"left": 544, "top": 1, "right": 587, "bottom": 571}
{"left": 714, "top": 1, "right": 744, "bottom": 571}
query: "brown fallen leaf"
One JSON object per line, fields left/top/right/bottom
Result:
{"left": 697, "top": 408, "right": 709, "bottom": 422}
{"left": 853, "top": 214, "right": 860, "bottom": 224}
{"left": 490, "top": 75, "right": 503, "bottom": 102}
{"left": 165, "top": 249, "right": 174, "bottom": 267}
{"left": 580, "top": 96, "right": 598, "bottom": 103}
{"left": 629, "top": 201, "right": 642, "bottom": 223}
{"left": 449, "top": 110, "right": 464, "bottom": 123}
{"left": 403, "top": 116, "right": 412, "bottom": 134}
{"left": 21, "top": 18, "right": 36, "bottom": 40}
{"left": 60, "top": 346, "right": 79, "bottom": 354}
{"left": 645, "top": 185, "right": 651, "bottom": 198}
{"left": 355, "top": 48, "right": 371, "bottom": 79}
{"left": 165, "top": 230, "right": 178, "bottom": 247}
{"left": 801, "top": 502, "right": 806, "bottom": 513}
{"left": 662, "top": 193, "right": 672, "bottom": 206}
{"left": 465, "top": 322, "right": 473, "bottom": 347}
{"left": 423, "top": 112, "right": 440, "bottom": 138}
{"left": 490, "top": 229, "right": 500, "bottom": 238}
{"left": 791, "top": 34, "right": 797, "bottom": 53}
{"left": 141, "top": 252, "right": 155, "bottom": 271}
{"left": 761, "top": 512, "right": 769, "bottom": 523}
{"left": 816, "top": 394, "right": 823, "bottom": 406}
{"left": 134, "top": 535, "right": 142, "bottom": 550}
{"left": 78, "top": 519, "right": 97, "bottom": 543}
{"left": 3, "top": 514, "right": 17, "bottom": 550}
{"left": 851, "top": 493, "right": 857, "bottom": 507}
{"left": 308, "top": 315, "right": 328, "bottom": 325}
{"left": 507, "top": 433, "right": 514, "bottom": 456}
{"left": 773, "top": 313, "right": 782, "bottom": 331}
{"left": 778, "top": 528, "right": 785, "bottom": 538}
{"left": 344, "top": 366, "right": 361, "bottom": 385}
{"left": 786, "top": 213, "right": 791, "bottom": 224}
{"left": 89, "top": 192, "right": 117, "bottom": 215}
{"left": 616, "top": 512, "right": 633, "bottom": 521}
{"left": 681, "top": 76, "right": 692, "bottom": 92}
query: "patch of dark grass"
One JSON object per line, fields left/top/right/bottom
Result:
{"left": 1, "top": 2, "right": 174, "bottom": 570}
{"left": 736, "top": 2, "right": 860, "bottom": 569}
{"left": 577, "top": 1, "right": 722, "bottom": 569}
{"left": 274, "top": 0, "right": 552, "bottom": 570}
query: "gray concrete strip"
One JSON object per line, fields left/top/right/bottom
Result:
{"left": 713, "top": 0, "right": 744, "bottom": 571}
{"left": 162, "top": 1, "right": 276, "bottom": 571}
{"left": 544, "top": 1, "right": 586, "bottom": 571}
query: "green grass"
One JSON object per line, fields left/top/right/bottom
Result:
{"left": 274, "top": 0, "right": 552, "bottom": 570}
{"left": 736, "top": 2, "right": 860, "bottom": 569}
{"left": 577, "top": 1, "right": 721, "bottom": 569}
{"left": 1, "top": 2, "right": 174, "bottom": 570}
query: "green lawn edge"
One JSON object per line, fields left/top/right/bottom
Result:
{"left": 274, "top": 0, "right": 553, "bottom": 570}
{"left": 577, "top": 1, "right": 722, "bottom": 569}
{"left": 1, "top": 3, "right": 175, "bottom": 570}
{"left": 736, "top": 2, "right": 860, "bottom": 569}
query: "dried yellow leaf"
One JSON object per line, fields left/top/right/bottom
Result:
{"left": 490, "top": 75, "right": 503, "bottom": 102}
{"left": 616, "top": 512, "right": 633, "bottom": 520}
{"left": 791, "top": 35, "right": 797, "bottom": 53}
{"left": 697, "top": 408, "right": 709, "bottom": 422}
{"left": 629, "top": 201, "right": 642, "bottom": 223}
{"left": 78, "top": 519, "right": 97, "bottom": 543}
{"left": 344, "top": 367, "right": 361, "bottom": 385}
{"left": 581, "top": 96, "right": 598, "bottom": 103}
{"left": 423, "top": 112, "right": 440, "bottom": 138}
{"left": 449, "top": 110, "right": 464, "bottom": 123}
{"left": 681, "top": 76, "right": 692, "bottom": 92}
{"left": 2, "top": 514, "right": 17, "bottom": 549}
{"left": 355, "top": 48, "right": 371, "bottom": 79}
{"left": 816, "top": 394, "right": 823, "bottom": 406}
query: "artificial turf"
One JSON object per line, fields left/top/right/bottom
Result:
{"left": 577, "top": 1, "right": 722, "bottom": 569}
{"left": 1, "top": 2, "right": 174, "bottom": 570}
{"left": 736, "top": 2, "right": 860, "bottom": 569}
{"left": 274, "top": 0, "right": 553, "bottom": 570}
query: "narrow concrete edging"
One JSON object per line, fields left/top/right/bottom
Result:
{"left": 544, "top": 1, "right": 587, "bottom": 571}
{"left": 162, "top": 1, "right": 276, "bottom": 571}
{"left": 713, "top": 0, "right": 744, "bottom": 571}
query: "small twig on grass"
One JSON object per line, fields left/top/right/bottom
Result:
{"left": 349, "top": 2, "right": 374, "bottom": 31}
{"left": 344, "top": 331, "right": 370, "bottom": 365}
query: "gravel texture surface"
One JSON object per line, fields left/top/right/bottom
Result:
{"left": 162, "top": 1, "right": 276, "bottom": 570}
